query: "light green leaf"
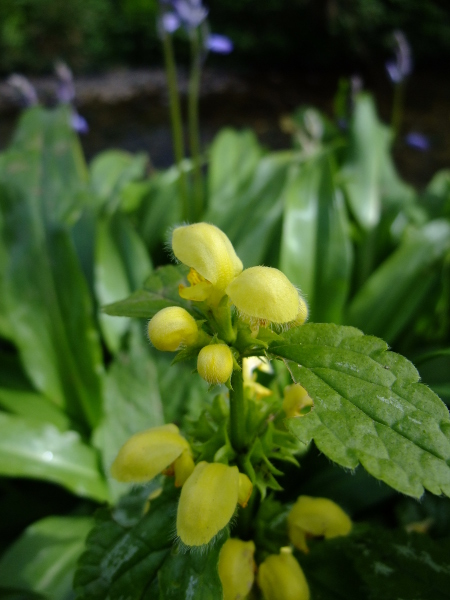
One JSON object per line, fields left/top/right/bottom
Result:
{"left": 269, "top": 323, "right": 450, "bottom": 498}
{"left": 103, "top": 264, "right": 191, "bottom": 319}
{"left": 340, "top": 93, "right": 390, "bottom": 229}
{"left": 280, "top": 155, "right": 353, "bottom": 323}
{"left": 93, "top": 325, "right": 164, "bottom": 500}
{"left": 346, "top": 220, "right": 450, "bottom": 342}
{"left": 0, "top": 516, "right": 94, "bottom": 600}
{"left": 0, "top": 389, "right": 70, "bottom": 431}
{"left": 0, "top": 412, "right": 109, "bottom": 502}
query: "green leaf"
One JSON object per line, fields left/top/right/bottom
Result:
{"left": 0, "top": 108, "right": 103, "bottom": 428}
{"left": 280, "top": 155, "right": 353, "bottom": 323}
{"left": 346, "top": 220, "right": 450, "bottom": 342}
{"left": 93, "top": 325, "right": 164, "bottom": 501}
{"left": 159, "top": 530, "right": 227, "bottom": 600}
{"left": 340, "top": 93, "right": 390, "bottom": 229}
{"left": 301, "top": 526, "right": 450, "bottom": 600}
{"left": 103, "top": 264, "right": 191, "bottom": 319}
{"left": 269, "top": 323, "right": 450, "bottom": 498}
{"left": 74, "top": 483, "right": 178, "bottom": 600}
{"left": 0, "top": 412, "right": 109, "bottom": 502}
{"left": 0, "top": 516, "right": 94, "bottom": 600}
{"left": 0, "top": 388, "right": 70, "bottom": 431}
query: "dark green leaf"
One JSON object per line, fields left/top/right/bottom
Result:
{"left": 159, "top": 530, "right": 227, "bottom": 600}
{"left": 103, "top": 264, "right": 190, "bottom": 319}
{"left": 346, "top": 220, "right": 450, "bottom": 342}
{"left": 280, "top": 155, "right": 353, "bottom": 323}
{"left": 270, "top": 323, "right": 450, "bottom": 498}
{"left": 0, "top": 516, "right": 94, "bottom": 600}
{"left": 0, "top": 412, "right": 109, "bottom": 502}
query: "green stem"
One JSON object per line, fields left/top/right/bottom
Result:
{"left": 161, "top": 29, "right": 190, "bottom": 221}
{"left": 229, "top": 363, "right": 246, "bottom": 453}
{"left": 391, "top": 82, "right": 404, "bottom": 140}
{"left": 188, "top": 29, "right": 204, "bottom": 220}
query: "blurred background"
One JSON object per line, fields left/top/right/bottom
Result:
{"left": 0, "top": 0, "right": 449, "bottom": 187}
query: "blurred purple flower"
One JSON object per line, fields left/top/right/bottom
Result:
{"left": 205, "top": 33, "right": 233, "bottom": 54}
{"left": 55, "top": 61, "right": 76, "bottom": 103}
{"left": 172, "top": 0, "right": 208, "bottom": 29}
{"left": 161, "top": 12, "right": 181, "bottom": 33}
{"left": 405, "top": 132, "right": 430, "bottom": 151}
{"left": 386, "top": 30, "right": 412, "bottom": 84}
{"left": 71, "top": 112, "right": 89, "bottom": 134}
{"left": 7, "top": 74, "right": 38, "bottom": 107}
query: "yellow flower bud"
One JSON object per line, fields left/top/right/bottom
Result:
{"left": 258, "top": 548, "right": 310, "bottom": 600}
{"left": 218, "top": 538, "right": 256, "bottom": 600}
{"left": 177, "top": 462, "right": 239, "bottom": 546}
{"left": 197, "top": 344, "right": 234, "bottom": 385}
{"left": 148, "top": 307, "right": 198, "bottom": 352}
{"left": 111, "top": 424, "right": 190, "bottom": 483}
{"left": 226, "top": 266, "right": 306, "bottom": 327}
{"left": 238, "top": 473, "right": 253, "bottom": 508}
{"left": 174, "top": 450, "right": 195, "bottom": 487}
{"left": 287, "top": 496, "right": 352, "bottom": 553}
{"left": 172, "top": 223, "right": 243, "bottom": 297}
{"left": 282, "top": 384, "right": 314, "bottom": 418}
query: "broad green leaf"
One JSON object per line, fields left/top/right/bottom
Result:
{"left": 301, "top": 526, "right": 450, "bottom": 600}
{"left": 93, "top": 325, "right": 164, "bottom": 500}
{"left": 280, "top": 155, "right": 353, "bottom": 323}
{"left": 0, "top": 588, "right": 45, "bottom": 599}
{"left": 0, "top": 109, "right": 103, "bottom": 428}
{"left": 89, "top": 150, "right": 148, "bottom": 213}
{"left": 74, "top": 483, "right": 179, "bottom": 600}
{"left": 103, "top": 264, "right": 191, "bottom": 319}
{"left": 207, "top": 128, "right": 262, "bottom": 224}
{"left": 346, "top": 220, "right": 450, "bottom": 342}
{"left": 0, "top": 516, "right": 94, "bottom": 600}
{"left": 159, "top": 530, "right": 227, "bottom": 600}
{"left": 269, "top": 323, "right": 450, "bottom": 498}
{"left": 0, "top": 412, "right": 109, "bottom": 502}
{"left": 340, "top": 93, "right": 389, "bottom": 229}
{"left": 0, "top": 389, "right": 70, "bottom": 431}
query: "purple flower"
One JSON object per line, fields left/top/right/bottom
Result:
{"left": 71, "top": 112, "right": 89, "bottom": 134}
{"left": 205, "top": 33, "right": 233, "bottom": 54}
{"left": 172, "top": 0, "right": 208, "bottom": 29}
{"left": 160, "top": 12, "right": 181, "bottom": 33}
{"left": 7, "top": 74, "right": 38, "bottom": 107}
{"left": 386, "top": 30, "right": 412, "bottom": 84}
{"left": 55, "top": 61, "right": 76, "bottom": 104}
{"left": 405, "top": 132, "right": 430, "bottom": 151}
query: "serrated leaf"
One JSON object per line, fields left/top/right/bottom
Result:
{"left": 269, "top": 323, "right": 450, "bottom": 498}
{"left": 0, "top": 516, "right": 94, "bottom": 600}
{"left": 74, "top": 483, "right": 179, "bottom": 600}
{"left": 103, "top": 264, "right": 191, "bottom": 319}
{"left": 159, "top": 530, "right": 227, "bottom": 600}
{"left": 0, "top": 412, "right": 109, "bottom": 502}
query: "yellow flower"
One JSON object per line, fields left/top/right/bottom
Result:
{"left": 174, "top": 450, "right": 195, "bottom": 487}
{"left": 218, "top": 538, "right": 256, "bottom": 600}
{"left": 282, "top": 384, "right": 314, "bottom": 418}
{"left": 238, "top": 472, "right": 253, "bottom": 508}
{"left": 257, "top": 547, "right": 310, "bottom": 600}
{"left": 177, "top": 462, "right": 251, "bottom": 547}
{"left": 287, "top": 496, "right": 352, "bottom": 553}
{"left": 197, "top": 344, "right": 234, "bottom": 385}
{"left": 226, "top": 266, "right": 307, "bottom": 328}
{"left": 147, "top": 307, "right": 198, "bottom": 351}
{"left": 172, "top": 223, "right": 243, "bottom": 304}
{"left": 111, "top": 424, "right": 190, "bottom": 483}
{"left": 243, "top": 357, "right": 273, "bottom": 399}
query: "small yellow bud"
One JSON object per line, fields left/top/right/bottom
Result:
{"left": 226, "top": 266, "right": 306, "bottom": 327}
{"left": 177, "top": 462, "right": 239, "bottom": 546}
{"left": 111, "top": 424, "right": 190, "bottom": 483}
{"left": 174, "top": 450, "right": 195, "bottom": 487}
{"left": 287, "top": 496, "right": 352, "bottom": 553}
{"left": 258, "top": 548, "right": 310, "bottom": 600}
{"left": 218, "top": 538, "right": 256, "bottom": 600}
{"left": 197, "top": 344, "right": 234, "bottom": 385}
{"left": 238, "top": 473, "right": 253, "bottom": 508}
{"left": 283, "top": 384, "right": 314, "bottom": 418}
{"left": 148, "top": 307, "right": 198, "bottom": 351}
{"left": 172, "top": 223, "right": 243, "bottom": 297}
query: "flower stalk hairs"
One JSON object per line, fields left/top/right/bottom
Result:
{"left": 111, "top": 222, "right": 351, "bottom": 596}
